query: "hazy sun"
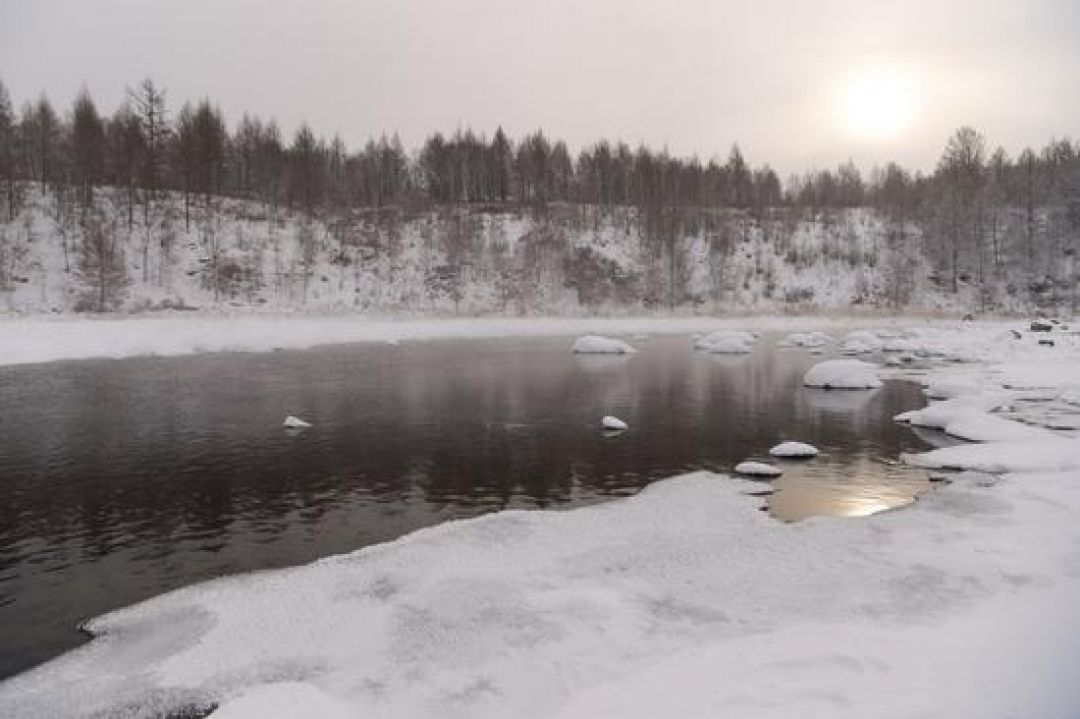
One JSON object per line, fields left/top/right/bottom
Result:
{"left": 841, "top": 66, "right": 918, "bottom": 139}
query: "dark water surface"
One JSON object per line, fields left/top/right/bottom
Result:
{"left": 0, "top": 334, "right": 930, "bottom": 678}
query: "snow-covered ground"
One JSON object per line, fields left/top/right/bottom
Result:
{"left": 1, "top": 318, "right": 1079, "bottom": 718}
{"left": 1, "top": 184, "right": 1048, "bottom": 317}
{"left": 0, "top": 313, "right": 936, "bottom": 367}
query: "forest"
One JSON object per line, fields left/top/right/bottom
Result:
{"left": 1, "top": 77, "right": 1078, "bottom": 315}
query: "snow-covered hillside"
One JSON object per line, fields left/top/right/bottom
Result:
{"left": 0, "top": 185, "right": 1009, "bottom": 316}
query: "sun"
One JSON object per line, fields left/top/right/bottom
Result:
{"left": 841, "top": 66, "right": 918, "bottom": 140}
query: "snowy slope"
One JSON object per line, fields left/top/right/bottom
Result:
{"left": 0, "top": 185, "right": 999, "bottom": 316}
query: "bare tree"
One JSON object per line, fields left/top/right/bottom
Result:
{"left": 75, "top": 213, "right": 129, "bottom": 312}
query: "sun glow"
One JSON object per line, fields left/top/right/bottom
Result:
{"left": 841, "top": 66, "right": 918, "bottom": 140}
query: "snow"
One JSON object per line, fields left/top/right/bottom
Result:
{"left": 768, "top": 441, "right": 819, "bottom": 458}
{"left": 3, "top": 467, "right": 1080, "bottom": 719}
{"left": 734, "top": 461, "right": 783, "bottom": 477}
{"left": 838, "top": 330, "right": 883, "bottom": 354}
{"left": 2, "top": 318, "right": 1080, "bottom": 718}
{"left": 942, "top": 412, "right": 1055, "bottom": 443}
{"left": 777, "top": 331, "right": 832, "bottom": 348}
{"left": 601, "top": 415, "right": 628, "bottom": 431}
{"left": 282, "top": 415, "right": 311, "bottom": 429}
{"left": 692, "top": 329, "right": 755, "bottom": 354}
{"left": 571, "top": 335, "right": 637, "bottom": 355}
{"left": 923, "top": 375, "right": 981, "bottom": 400}
{"left": 893, "top": 394, "right": 1008, "bottom": 428}
{"left": 0, "top": 315, "right": 895, "bottom": 369}
{"left": 802, "top": 359, "right": 882, "bottom": 389}
{"left": 903, "top": 438, "right": 1080, "bottom": 473}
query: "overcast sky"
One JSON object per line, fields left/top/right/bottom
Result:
{"left": 2, "top": 0, "right": 1077, "bottom": 175}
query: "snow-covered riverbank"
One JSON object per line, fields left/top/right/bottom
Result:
{"left": 1, "top": 318, "right": 1078, "bottom": 719}
{"left": 0, "top": 312, "right": 1019, "bottom": 368}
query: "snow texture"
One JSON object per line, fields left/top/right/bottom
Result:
{"left": 734, "top": 461, "right": 783, "bottom": 477}
{"left": 768, "top": 441, "right": 819, "bottom": 458}
{"left": 601, "top": 415, "right": 628, "bottom": 431}
{"left": 777, "top": 331, "right": 832, "bottom": 348}
{"left": 692, "top": 330, "right": 755, "bottom": 354}
{"left": 802, "top": 359, "right": 883, "bottom": 389}
{"left": 282, "top": 415, "right": 311, "bottom": 429}
{"left": 571, "top": 335, "right": 637, "bottom": 354}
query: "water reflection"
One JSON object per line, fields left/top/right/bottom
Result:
{"left": 0, "top": 333, "right": 930, "bottom": 678}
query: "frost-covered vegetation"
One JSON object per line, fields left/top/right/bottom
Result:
{"left": 1, "top": 79, "right": 1078, "bottom": 316}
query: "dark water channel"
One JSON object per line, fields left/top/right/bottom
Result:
{"left": 0, "top": 333, "right": 931, "bottom": 678}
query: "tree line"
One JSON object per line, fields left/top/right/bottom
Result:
{"left": 1, "top": 76, "right": 1078, "bottom": 312}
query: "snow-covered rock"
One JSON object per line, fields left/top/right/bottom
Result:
{"left": 778, "top": 331, "right": 833, "bottom": 348}
{"left": 693, "top": 330, "right": 755, "bottom": 354}
{"left": 734, "top": 461, "right": 783, "bottom": 477}
{"left": 768, "top": 441, "right": 819, "bottom": 458}
{"left": 839, "top": 330, "right": 883, "bottom": 354}
{"left": 571, "top": 335, "right": 637, "bottom": 354}
{"left": 803, "top": 359, "right": 882, "bottom": 389}
{"left": 601, "top": 415, "right": 628, "bottom": 431}
{"left": 283, "top": 415, "right": 312, "bottom": 429}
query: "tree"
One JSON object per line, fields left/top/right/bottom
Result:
{"left": 70, "top": 89, "right": 106, "bottom": 206}
{"left": 936, "top": 126, "right": 986, "bottom": 294}
{"left": 75, "top": 213, "right": 129, "bottom": 311}
{"left": 0, "top": 78, "right": 16, "bottom": 220}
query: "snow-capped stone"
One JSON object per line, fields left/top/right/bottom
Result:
{"left": 778, "top": 331, "right": 833, "bottom": 348}
{"left": 839, "top": 330, "right": 883, "bottom": 354}
{"left": 571, "top": 335, "right": 637, "bottom": 354}
{"left": 283, "top": 415, "right": 312, "bottom": 429}
{"left": 601, "top": 415, "right": 628, "bottom": 431}
{"left": 734, "top": 461, "right": 783, "bottom": 477}
{"left": 802, "top": 359, "right": 882, "bottom": 389}
{"left": 693, "top": 330, "right": 755, "bottom": 354}
{"left": 768, "top": 441, "right": 819, "bottom": 458}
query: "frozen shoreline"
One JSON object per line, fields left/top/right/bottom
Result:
{"left": 0, "top": 312, "right": 1006, "bottom": 368}
{"left": 1, "top": 318, "right": 1078, "bottom": 718}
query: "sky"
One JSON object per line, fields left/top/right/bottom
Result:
{"left": 1, "top": 0, "right": 1078, "bottom": 176}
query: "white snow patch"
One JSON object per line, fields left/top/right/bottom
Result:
{"left": 777, "top": 331, "right": 832, "bottom": 348}
{"left": 692, "top": 330, "right": 755, "bottom": 354}
{"left": 282, "top": 416, "right": 311, "bottom": 429}
{"left": 601, "top": 416, "right": 628, "bottom": 431}
{"left": 943, "top": 412, "right": 1056, "bottom": 443}
{"left": 571, "top": 335, "right": 637, "bottom": 354}
{"left": 734, "top": 461, "right": 783, "bottom": 477}
{"left": 923, "top": 375, "right": 981, "bottom": 400}
{"left": 768, "top": 441, "right": 819, "bottom": 458}
{"left": 839, "top": 330, "right": 883, "bottom": 354}
{"left": 903, "top": 438, "right": 1080, "bottom": 473}
{"left": 803, "top": 359, "right": 882, "bottom": 390}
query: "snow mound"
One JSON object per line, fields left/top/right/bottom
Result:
{"left": 803, "top": 359, "right": 882, "bottom": 389}
{"left": 894, "top": 394, "right": 1009, "bottom": 429}
{"left": 571, "top": 335, "right": 637, "bottom": 354}
{"left": 778, "top": 331, "right": 832, "bottom": 348}
{"left": 839, "top": 330, "right": 883, "bottom": 354}
{"left": 601, "top": 415, "right": 628, "bottom": 431}
{"left": 924, "top": 376, "right": 981, "bottom": 400}
{"left": 768, "top": 441, "right": 819, "bottom": 458}
{"left": 282, "top": 415, "right": 311, "bottom": 429}
{"left": 693, "top": 330, "right": 755, "bottom": 354}
{"left": 943, "top": 412, "right": 1057, "bottom": 443}
{"left": 734, "top": 461, "right": 782, "bottom": 477}
{"left": 903, "top": 438, "right": 1080, "bottom": 473}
